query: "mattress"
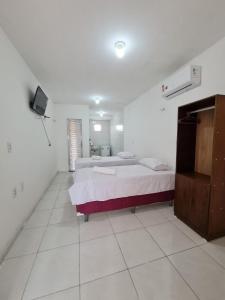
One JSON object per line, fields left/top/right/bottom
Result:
{"left": 69, "top": 164, "right": 175, "bottom": 205}
{"left": 75, "top": 156, "right": 138, "bottom": 169}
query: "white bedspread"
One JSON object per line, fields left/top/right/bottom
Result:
{"left": 69, "top": 164, "right": 175, "bottom": 205}
{"left": 75, "top": 156, "right": 138, "bottom": 169}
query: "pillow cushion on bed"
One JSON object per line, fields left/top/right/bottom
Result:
{"left": 93, "top": 166, "right": 116, "bottom": 175}
{"left": 92, "top": 155, "right": 101, "bottom": 160}
{"left": 139, "top": 158, "right": 169, "bottom": 171}
{"left": 117, "top": 151, "right": 135, "bottom": 159}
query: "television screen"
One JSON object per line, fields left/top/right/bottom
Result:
{"left": 32, "top": 87, "right": 48, "bottom": 116}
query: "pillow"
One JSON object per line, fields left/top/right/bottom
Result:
{"left": 139, "top": 158, "right": 169, "bottom": 171}
{"left": 117, "top": 151, "right": 135, "bottom": 159}
{"left": 92, "top": 155, "right": 101, "bottom": 160}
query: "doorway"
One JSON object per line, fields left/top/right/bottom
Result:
{"left": 67, "top": 119, "right": 83, "bottom": 171}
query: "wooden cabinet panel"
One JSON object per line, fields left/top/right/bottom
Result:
{"left": 174, "top": 174, "right": 192, "bottom": 221}
{"left": 209, "top": 186, "right": 225, "bottom": 237}
{"left": 189, "top": 180, "right": 210, "bottom": 235}
{"left": 195, "top": 109, "right": 214, "bottom": 176}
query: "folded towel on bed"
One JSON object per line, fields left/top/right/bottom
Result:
{"left": 93, "top": 166, "right": 116, "bottom": 175}
{"left": 92, "top": 155, "right": 102, "bottom": 160}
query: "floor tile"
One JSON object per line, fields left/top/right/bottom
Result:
{"left": 172, "top": 219, "right": 206, "bottom": 245}
{"left": 52, "top": 176, "right": 67, "bottom": 185}
{"left": 147, "top": 222, "right": 195, "bottom": 255}
{"left": 49, "top": 207, "right": 76, "bottom": 225}
{"left": 80, "top": 235, "right": 126, "bottom": 284}
{"left": 109, "top": 211, "right": 143, "bottom": 233}
{"left": 81, "top": 270, "right": 138, "bottom": 300}
{"left": 47, "top": 183, "right": 60, "bottom": 192}
{"left": 60, "top": 182, "right": 72, "bottom": 190}
{"left": 136, "top": 208, "right": 168, "bottom": 227}
{"left": 80, "top": 214, "right": 113, "bottom": 242}
{"left": 54, "top": 191, "right": 71, "bottom": 208}
{"left": 24, "top": 210, "right": 51, "bottom": 228}
{"left": 23, "top": 244, "right": 79, "bottom": 300}
{"left": 201, "top": 237, "right": 225, "bottom": 268}
{"left": 40, "top": 221, "right": 79, "bottom": 251}
{"left": 0, "top": 255, "right": 35, "bottom": 300}
{"left": 116, "top": 229, "right": 164, "bottom": 267}
{"left": 6, "top": 227, "right": 45, "bottom": 258}
{"left": 130, "top": 258, "right": 198, "bottom": 300}
{"left": 169, "top": 247, "right": 225, "bottom": 300}
{"left": 36, "top": 191, "right": 58, "bottom": 211}
{"left": 37, "top": 287, "right": 79, "bottom": 300}
{"left": 157, "top": 206, "right": 177, "bottom": 221}
{"left": 45, "top": 189, "right": 59, "bottom": 198}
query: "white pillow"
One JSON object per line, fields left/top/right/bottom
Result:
{"left": 117, "top": 151, "right": 135, "bottom": 159}
{"left": 139, "top": 158, "right": 169, "bottom": 171}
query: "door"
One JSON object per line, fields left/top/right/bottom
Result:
{"left": 174, "top": 174, "right": 192, "bottom": 222}
{"left": 67, "top": 119, "right": 83, "bottom": 172}
{"left": 189, "top": 180, "right": 210, "bottom": 235}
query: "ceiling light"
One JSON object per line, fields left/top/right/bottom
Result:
{"left": 99, "top": 111, "right": 104, "bottom": 117}
{"left": 93, "top": 96, "right": 102, "bottom": 105}
{"left": 115, "top": 41, "right": 126, "bottom": 58}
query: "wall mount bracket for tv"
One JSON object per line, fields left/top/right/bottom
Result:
{"left": 36, "top": 115, "right": 52, "bottom": 147}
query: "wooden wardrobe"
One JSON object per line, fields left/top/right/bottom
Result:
{"left": 174, "top": 95, "right": 225, "bottom": 240}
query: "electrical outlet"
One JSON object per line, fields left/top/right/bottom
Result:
{"left": 12, "top": 187, "right": 17, "bottom": 199}
{"left": 7, "top": 142, "right": 12, "bottom": 153}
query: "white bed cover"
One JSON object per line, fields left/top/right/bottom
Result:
{"left": 75, "top": 156, "right": 138, "bottom": 169}
{"left": 69, "top": 164, "right": 175, "bottom": 205}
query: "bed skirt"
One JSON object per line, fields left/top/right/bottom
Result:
{"left": 74, "top": 190, "right": 174, "bottom": 215}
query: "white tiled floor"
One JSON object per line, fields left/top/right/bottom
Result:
{"left": 1, "top": 172, "right": 225, "bottom": 299}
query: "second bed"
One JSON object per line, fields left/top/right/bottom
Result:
{"left": 75, "top": 156, "right": 138, "bottom": 169}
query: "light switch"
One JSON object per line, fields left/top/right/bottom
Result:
{"left": 7, "top": 142, "right": 12, "bottom": 153}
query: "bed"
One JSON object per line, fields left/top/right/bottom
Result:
{"left": 69, "top": 164, "right": 175, "bottom": 220}
{"left": 75, "top": 156, "right": 138, "bottom": 169}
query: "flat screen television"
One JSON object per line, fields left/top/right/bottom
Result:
{"left": 32, "top": 86, "right": 48, "bottom": 116}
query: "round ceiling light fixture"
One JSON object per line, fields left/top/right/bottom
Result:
{"left": 93, "top": 96, "right": 102, "bottom": 105}
{"left": 99, "top": 111, "right": 105, "bottom": 118}
{"left": 114, "top": 41, "right": 126, "bottom": 58}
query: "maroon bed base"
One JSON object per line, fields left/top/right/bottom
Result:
{"left": 75, "top": 190, "right": 174, "bottom": 215}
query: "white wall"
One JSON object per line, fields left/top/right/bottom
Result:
{"left": 0, "top": 27, "right": 57, "bottom": 260}
{"left": 90, "top": 120, "right": 111, "bottom": 147}
{"left": 110, "top": 111, "right": 124, "bottom": 155}
{"left": 55, "top": 104, "right": 90, "bottom": 171}
{"left": 124, "top": 36, "right": 225, "bottom": 168}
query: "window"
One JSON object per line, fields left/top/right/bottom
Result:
{"left": 116, "top": 124, "right": 124, "bottom": 132}
{"left": 94, "top": 124, "right": 102, "bottom": 132}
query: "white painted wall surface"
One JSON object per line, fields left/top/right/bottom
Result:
{"left": 110, "top": 111, "right": 124, "bottom": 155}
{"left": 124, "top": 36, "right": 225, "bottom": 168}
{"left": 0, "top": 27, "right": 57, "bottom": 260}
{"left": 55, "top": 104, "right": 90, "bottom": 171}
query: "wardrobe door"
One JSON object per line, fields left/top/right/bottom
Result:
{"left": 209, "top": 96, "right": 225, "bottom": 238}
{"left": 209, "top": 185, "right": 225, "bottom": 237}
{"left": 189, "top": 180, "right": 210, "bottom": 236}
{"left": 174, "top": 174, "right": 192, "bottom": 222}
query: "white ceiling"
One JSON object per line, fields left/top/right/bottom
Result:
{"left": 1, "top": 0, "right": 225, "bottom": 112}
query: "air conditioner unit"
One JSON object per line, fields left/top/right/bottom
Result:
{"left": 161, "top": 65, "right": 201, "bottom": 99}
